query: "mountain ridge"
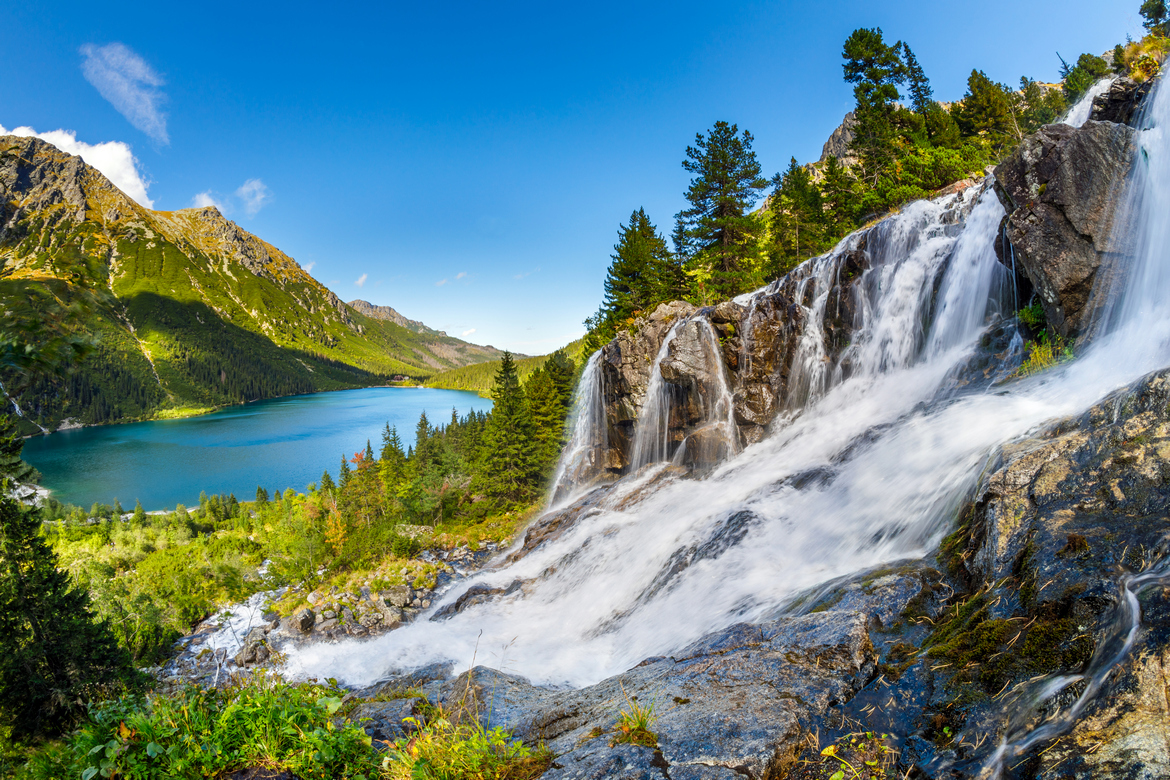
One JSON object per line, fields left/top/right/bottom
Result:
{"left": 0, "top": 134, "right": 502, "bottom": 431}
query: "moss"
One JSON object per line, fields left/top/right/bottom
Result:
{"left": 939, "top": 508, "right": 973, "bottom": 581}
{"left": 808, "top": 590, "right": 845, "bottom": 614}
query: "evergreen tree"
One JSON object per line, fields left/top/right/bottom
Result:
{"left": 524, "top": 350, "right": 578, "bottom": 473}
{"left": 255, "top": 485, "right": 269, "bottom": 504}
{"left": 601, "top": 209, "right": 682, "bottom": 326}
{"left": 320, "top": 469, "right": 336, "bottom": 495}
{"left": 0, "top": 414, "right": 35, "bottom": 484}
{"left": 0, "top": 488, "right": 137, "bottom": 738}
{"left": 339, "top": 455, "right": 352, "bottom": 490}
{"left": 1061, "top": 53, "right": 1111, "bottom": 103}
{"left": 954, "top": 70, "right": 1021, "bottom": 153}
{"left": 902, "top": 45, "right": 934, "bottom": 115}
{"left": 842, "top": 28, "right": 908, "bottom": 185}
{"left": 478, "top": 353, "right": 539, "bottom": 504}
{"left": 1141, "top": 0, "right": 1169, "bottom": 35}
{"left": 674, "top": 121, "right": 768, "bottom": 301}
{"left": 768, "top": 158, "right": 829, "bottom": 280}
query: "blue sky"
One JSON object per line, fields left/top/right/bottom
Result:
{"left": 3, "top": 1, "right": 1145, "bottom": 353}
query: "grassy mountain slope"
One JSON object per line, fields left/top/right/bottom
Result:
{"left": 0, "top": 135, "right": 500, "bottom": 431}
{"left": 424, "top": 338, "right": 586, "bottom": 396}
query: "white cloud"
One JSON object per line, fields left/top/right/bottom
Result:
{"left": 236, "top": 178, "right": 272, "bottom": 216}
{"left": 513, "top": 265, "right": 542, "bottom": 280}
{"left": 455, "top": 271, "right": 467, "bottom": 280}
{"left": 302, "top": 261, "right": 316, "bottom": 273}
{"left": 80, "top": 43, "right": 168, "bottom": 145}
{"left": 190, "top": 190, "right": 227, "bottom": 212}
{"left": 355, "top": 273, "right": 368, "bottom": 287}
{"left": 462, "top": 328, "right": 476, "bottom": 337}
{"left": 0, "top": 124, "right": 153, "bottom": 207}
{"left": 436, "top": 278, "right": 448, "bottom": 287}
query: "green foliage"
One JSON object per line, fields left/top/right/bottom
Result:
{"left": 425, "top": 340, "right": 585, "bottom": 397}
{"left": 384, "top": 704, "right": 551, "bottom": 780}
{"left": 842, "top": 28, "right": 909, "bottom": 186}
{"left": 1060, "top": 52, "right": 1111, "bottom": 103}
{"left": 1141, "top": 0, "right": 1169, "bottom": 36}
{"left": 0, "top": 487, "right": 138, "bottom": 741}
{"left": 611, "top": 688, "right": 657, "bottom": 749}
{"left": 477, "top": 354, "right": 540, "bottom": 506}
{"left": 18, "top": 674, "right": 377, "bottom": 780}
{"left": 674, "top": 121, "right": 769, "bottom": 302}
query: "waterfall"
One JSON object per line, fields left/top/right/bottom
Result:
{"left": 283, "top": 80, "right": 1170, "bottom": 705}
{"left": 628, "top": 321, "right": 685, "bottom": 470}
{"left": 1063, "top": 77, "right": 1114, "bottom": 128}
{"left": 548, "top": 351, "right": 610, "bottom": 504}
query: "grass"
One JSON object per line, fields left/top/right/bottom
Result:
{"left": 610, "top": 685, "right": 657, "bottom": 749}
{"left": 384, "top": 705, "right": 551, "bottom": 780}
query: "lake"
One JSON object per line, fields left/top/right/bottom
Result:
{"left": 21, "top": 387, "right": 493, "bottom": 511}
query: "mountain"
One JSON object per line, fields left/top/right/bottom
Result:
{"left": 347, "top": 299, "right": 440, "bottom": 335}
{"left": 346, "top": 298, "right": 510, "bottom": 366}
{"left": 0, "top": 134, "right": 501, "bottom": 432}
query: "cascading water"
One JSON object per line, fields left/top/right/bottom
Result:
{"left": 1063, "top": 77, "right": 1114, "bottom": 128}
{"left": 548, "top": 351, "right": 609, "bottom": 504}
{"left": 284, "top": 79, "right": 1170, "bottom": 745}
{"left": 628, "top": 321, "right": 685, "bottom": 470}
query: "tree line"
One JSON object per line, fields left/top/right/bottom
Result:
{"left": 583, "top": 24, "right": 1143, "bottom": 352}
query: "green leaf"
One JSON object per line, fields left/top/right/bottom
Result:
{"left": 317, "top": 695, "right": 343, "bottom": 715}
{"left": 147, "top": 741, "right": 164, "bottom": 757}
{"left": 830, "top": 772, "right": 845, "bottom": 780}
{"left": 82, "top": 769, "right": 99, "bottom": 780}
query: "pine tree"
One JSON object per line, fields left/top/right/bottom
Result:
{"left": 600, "top": 209, "right": 684, "bottom": 329}
{"left": 320, "top": 469, "right": 336, "bottom": 495}
{"left": 255, "top": 485, "right": 269, "bottom": 504}
{"left": 902, "top": 45, "right": 934, "bottom": 115}
{"left": 0, "top": 414, "right": 35, "bottom": 484}
{"left": 955, "top": 70, "right": 1021, "bottom": 152}
{"left": 842, "top": 28, "right": 908, "bottom": 185}
{"left": 674, "top": 121, "right": 768, "bottom": 301}
{"left": 478, "top": 352, "right": 539, "bottom": 504}
{"left": 0, "top": 489, "right": 136, "bottom": 738}
{"left": 1141, "top": 0, "right": 1169, "bottom": 35}
{"left": 768, "top": 158, "right": 829, "bottom": 280}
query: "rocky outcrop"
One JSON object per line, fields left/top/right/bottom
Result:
{"left": 994, "top": 121, "right": 1136, "bottom": 337}
{"left": 1091, "top": 77, "right": 1156, "bottom": 126}
{"left": 820, "top": 111, "right": 858, "bottom": 166}
{"left": 348, "top": 298, "right": 440, "bottom": 335}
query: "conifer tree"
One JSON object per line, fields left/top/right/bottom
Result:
{"left": 674, "top": 121, "right": 768, "bottom": 300}
{"left": 600, "top": 209, "right": 684, "bottom": 330}
{"left": 902, "top": 45, "right": 934, "bottom": 115}
{"left": 478, "top": 352, "right": 539, "bottom": 504}
{"left": 0, "top": 488, "right": 136, "bottom": 738}
{"left": 955, "top": 70, "right": 1021, "bottom": 152}
{"left": 255, "top": 485, "right": 269, "bottom": 504}
{"left": 1142, "top": 0, "right": 1169, "bottom": 35}
{"left": 769, "top": 158, "right": 829, "bottom": 280}
{"left": 842, "top": 28, "right": 908, "bottom": 185}
{"left": 320, "top": 469, "right": 336, "bottom": 496}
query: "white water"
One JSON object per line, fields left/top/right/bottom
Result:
{"left": 284, "top": 81, "right": 1170, "bottom": 701}
{"left": 549, "top": 352, "right": 609, "bottom": 504}
{"left": 1063, "top": 77, "right": 1113, "bottom": 128}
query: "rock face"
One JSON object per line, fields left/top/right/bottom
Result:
{"left": 941, "top": 366, "right": 1170, "bottom": 777}
{"left": 1091, "top": 77, "right": 1156, "bottom": 126}
{"left": 819, "top": 111, "right": 858, "bottom": 166}
{"left": 994, "top": 120, "right": 1136, "bottom": 337}
{"left": 429, "top": 611, "right": 876, "bottom": 779}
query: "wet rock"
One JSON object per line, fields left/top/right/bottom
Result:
{"left": 316, "top": 618, "right": 338, "bottom": 633}
{"left": 233, "top": 627, "right": 270, "bottom": 666}
{"left": 1090, "top": 76, "right": 1155, "bottom": 126}
{"left": 994, "top": 121, "right": 1136, "bottom": 336}
{"left": 438, "top": 611, "right": 875, "bottom": 778}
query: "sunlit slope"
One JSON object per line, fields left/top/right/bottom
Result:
{"left": 0, "top": 135, "right": 500, "bottom": 429}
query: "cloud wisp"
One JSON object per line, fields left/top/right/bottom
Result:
{"left": 355, "top": 273, "right": 368, "bottom": 287}
{"left": 236, "top": 179, "right": 272, "bottom": 216}
{"left": 0, "top": 124, "right": 153, "bottom": 207}
{"left": 80, "top": 43, "right": 169, "bottom": 145}
{"left": 436, "top": 278, "right": 449, "bottom": 287}
{"left": 455, "top": 271, "right": 467, "bottom": 280}
{"left": 462, "top": 328, "right": 476, "bottom": 337}
{"left": 302, "top": 262, "right": 316, "bottom": 273}
{"left": 191, "top": 190, "right": 227, "bottom": 212}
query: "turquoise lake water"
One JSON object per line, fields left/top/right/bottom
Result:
{"left": 21, "top": 387, "right": 493, "bottom": 511}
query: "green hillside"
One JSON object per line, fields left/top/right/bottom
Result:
{"left": 424, "top": 338, "right": 587, "bottom": 396}
{"left": 0, "top": 135, "right": 503, "bottom": 431}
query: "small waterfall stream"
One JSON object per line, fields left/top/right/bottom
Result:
{"left": 548, "top": 351, "right": 609, "bottom": 504}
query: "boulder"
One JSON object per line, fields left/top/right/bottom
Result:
{"left": 288, "top": 608, "right": 315, "bottom": 634}
{"left": 380, "top": 586, "right": 412, "bottom": 609}
{"left": 233, "top": 627, "right": 270, "bottom": 666}
{"left": 994, "top": 121, "right": 1136, "bottom": 336}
